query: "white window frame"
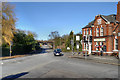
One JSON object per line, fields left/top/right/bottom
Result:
{"left": 100, "top": 42, "right": 103, "bottom": 51}
{"left": 86, "top": 35, "right": 87, "bottom": 41}
{"left": 96, "top": 42, "right": 99, "bottom": 51}
{"left": 100, "top": 26, "right": 104, "bottom": 36}
{"left": 87, "top": 44, "right": 89, "bottom": 50}
{"left": 90, "top": 29, "right": 92, "bottom": 35}
{"left": 114, "top": 38, "right": 118, "bottom": 50}
{"left": 97, "top": 19, "right": 102, "bottom": 25}
{"left": 96, "top": 28, "right": 99, "bottom": 36}
{"left": 84, "top": 30, "right": 85, "bottom": 36}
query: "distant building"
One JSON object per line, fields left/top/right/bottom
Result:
{"left": 82, "top": 1, "right": 120, "bottom": 56}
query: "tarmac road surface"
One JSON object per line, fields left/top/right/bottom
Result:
{"left": 1, "top": 45, "right": 118, "bottom": 79}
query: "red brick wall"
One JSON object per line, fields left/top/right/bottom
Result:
{"left": 115, "top": 1, "right": 120, "bottom": 51}
{"left": 118, "top": 1, "right": 120, "bottom": 51}
{"left": 91, "top": 15, "right": 116, "bottom": 54}
{"left": 92, "top": 16, "right": 107, "bottom": 52}
{"left": 117, "top": 1, "right": 120, "bottom": 22}
{"left": 118, "top": 24, "right": 120, "bottom": 50}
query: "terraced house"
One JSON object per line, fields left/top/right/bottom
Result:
{"left": 82, "top": 1, "right": 120, "bottom": 56}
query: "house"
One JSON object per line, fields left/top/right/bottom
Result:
{"left": 82, "top": 1, "right": 120, "bottom": 56}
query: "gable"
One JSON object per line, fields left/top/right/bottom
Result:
{"left": 113, "top": 23, "right": 120, "bottom": 33}
{"left": 94, "top": 16, "right": 107, "bottom": 26}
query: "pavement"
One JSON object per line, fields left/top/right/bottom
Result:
{"left": 1, "top": 45, "right": 119, "bottom": 79}
{"left": 67, "top": 52, "right": 120, "bottom": 66}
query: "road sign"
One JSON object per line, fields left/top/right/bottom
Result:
{"left": 67, "top": 47, "right": 70, "bottom": 50}
{"left": 76, "top": 36, "right": 80, "bottom": 41}
{"left": 76, "top": 44, "right": 79, "bottom": 49}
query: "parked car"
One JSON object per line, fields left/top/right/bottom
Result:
{"left": 53, "top": 49, "right": 63, "bottom": 56}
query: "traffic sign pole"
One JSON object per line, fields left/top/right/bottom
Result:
{"left": 10, "top": 44, "right": 11, "bottom": 57}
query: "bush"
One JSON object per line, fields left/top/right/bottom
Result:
{"left": 12, "top": 30, "right": 38, "bottom": 55}
{"left": 2, "top": 47, "right": 10, "bottom": 56}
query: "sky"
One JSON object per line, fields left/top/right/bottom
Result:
{"left": 10, "top": 2, "right": 118, "bottom": 40}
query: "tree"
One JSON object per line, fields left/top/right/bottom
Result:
{"left": 48, "top": 31, "right": 60, "bottom": 48}
{"left": 62, "top": 34, "right": 69, "bottom": 42}
{"left": 65, "top": 31, "right": 74, "bottom": 50}
{"left": 2, "top": 2, "right": 16, "bottom": 45}
{"left": 48, "top": 31, "right": 60, "bottom": 40}
{"left": 64, "top": 31, "right": 82, "bottom": 51}
{"left": 12, "top": 30, "right": 38, "bottom": 55}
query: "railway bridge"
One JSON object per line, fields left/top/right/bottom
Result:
{"left": 37, "top": 40, "right": 55, "bottom": 49}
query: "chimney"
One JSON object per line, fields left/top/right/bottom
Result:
{"left": 117, "top": 1, "right": 120, "bottom": 22}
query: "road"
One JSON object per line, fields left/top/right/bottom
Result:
{"left": 1, "top": 45, "right": 118, "bottom": 79}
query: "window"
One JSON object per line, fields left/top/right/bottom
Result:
{"left": 90, "top": 36, "right": 92, "bottom": 42}
{"left": 96, "top": 42, "right": 99, "bottom": 46}
{"left": 102, "top": 42, "right": 104, "bottom": 45}
{"left": 90, "top": 29, "right": 92, "bottom": 35}
{"left": 96, "top": 28, "right": 99, "bottom": 36}
{"left": 100, "top": 42, "right": 103, "bottom": 51}
{"left": 96, "top": 42, "right": 99, "bottom": 51}
{"left": 84, "top": 36, "right": 86, "bottom": 41}
{"left": 115, "top": 39, "right": 118, "bottom": 50}
{"left": 87, "top": 44, "right": 89, "bottom": 50}
{"left": 86, "top": 44, "right": 87, "bottom": 50}
{"left": 100, "top": 27, "right": 104, "bottom": 36}
{"left": 84, "top": 30, "right": 85, "bottom": 35}
{"left": 97, "top": 19, "right": 101, "bottom": 25}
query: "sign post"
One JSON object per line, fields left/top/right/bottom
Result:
{"left": 71, "top": 31, "right": 74, "bottom": 55}
{"left": 71, "top": 39, "right": 74, "bottom": 55}
{"left": 76, "top": 35, "right": 80, "bottom": 55}
{"left": 10, "top": 41, "right": 13, "bottom": 57}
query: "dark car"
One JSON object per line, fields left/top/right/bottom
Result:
{"left": 53, "top": 49, "right": 63, "bottom": 56}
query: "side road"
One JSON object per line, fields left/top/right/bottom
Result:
{"left": 65, "top": 52, "right": 120, "bottom": 66}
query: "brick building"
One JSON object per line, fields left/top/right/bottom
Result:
{"left": 82, "top": 2, "right": 120, "bottom": 56}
